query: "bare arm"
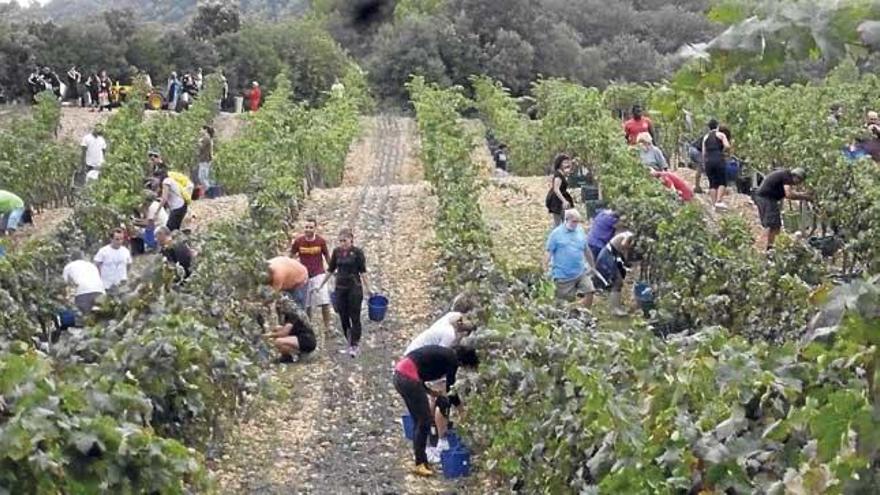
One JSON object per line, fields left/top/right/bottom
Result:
{"left": 784, "top": 184, "right": 812, "bottom": 201}
{"left": 543, "top": 250, "right": 552, "bottom": 274}
{"left": 553, "top": 177, "right": 569, "bottom": 207}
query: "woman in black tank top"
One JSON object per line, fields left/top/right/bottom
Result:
{"left": 701, "top": 119, "right": 731, "bottom": 209}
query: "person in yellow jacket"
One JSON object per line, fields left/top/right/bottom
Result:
{"left": 155, "top": 168, "right": 192, "bottom": 231}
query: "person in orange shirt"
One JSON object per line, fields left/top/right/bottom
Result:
{"left": 267, "top": 255, "right": 309, "bottom": 309}
{"left": 248, "top": 81, "right": 261, "bottom": 112}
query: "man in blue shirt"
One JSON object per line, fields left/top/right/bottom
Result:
{"left": 543, "top": 209, "right": 597, "bottom": 308}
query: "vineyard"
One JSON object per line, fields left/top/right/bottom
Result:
{"left": 2, "top": 49, "right": 880, "bottom": 495}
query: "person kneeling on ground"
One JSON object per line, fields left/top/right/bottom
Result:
{"left": 596, "top": 231, "right": 635, "bottom": 317}
{"left": 265, "top": 299, "right": 317, "bottom": 364}
{"left": 754, "top": 167, "right": 812, "bottom": 250}
{"left": 544, "top": 208, "right": 596, "bottom": 309}
{"left": 394, "top": 345, "right": 479, "bottom": 477}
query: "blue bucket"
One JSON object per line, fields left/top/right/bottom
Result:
{"left": 725, "top": 159, "right": 740, "bottom": 183}
{"left": 446, "top": 432, "right": 462, "bottom": 450}
{"left": 633, "top": 282, "right": 656, "bottom": 317}
{"left": 441, "top": 447, "right": 471, "bottom": 479}
{"left": 402, "top": 413, "right": 414, "bottom": 440}
{"left": 368, "top": 294, "right": 389, "bottom": 322}
{"left": 56, "top": 309, "right": 77, "bottom": 330}
{"left": 144, "top": 226, "right": 157, "bottom": 250}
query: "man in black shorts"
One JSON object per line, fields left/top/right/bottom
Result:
{"left": 754, "top": 167, "right": 811, "bottom": 250}
{"left": 265, "top": 299, "right": 317, "bottom": 363}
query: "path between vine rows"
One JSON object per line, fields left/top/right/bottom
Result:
{"left": 211, "top": 116, "right": 478, "bottom": 494}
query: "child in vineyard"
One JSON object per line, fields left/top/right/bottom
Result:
{"left": 394, "top": 345, "right": 479, "bottom": 477}
{"left": 316, "top": 228, "right": 373, "bottom": 358}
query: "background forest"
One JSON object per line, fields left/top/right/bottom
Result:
{"left": 2, "top": 0, "right": 880, "bottom": 105}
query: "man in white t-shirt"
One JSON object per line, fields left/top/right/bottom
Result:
{"left": 62, "top": 254, "right": 106, "bottom": 314}
{"left": 93, "top": 228, "right": 132, "bottom": 289}
{"left": 80, "top": 125, "right": 107, "bottom": 175}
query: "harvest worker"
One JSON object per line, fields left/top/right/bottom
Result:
{"left": 0, "top": 189, "right": 26, "bottom": 235}
{"left": 156, "top": 226, "right": 194, "bottom": 280}
{"left": 156, "top": 169, "right": 189, "bottom": 231}
{"left": 624, "top": 104, "right": 654, "bottom": 145}
{"left": 404, "top": 312, "right": 479, "bottom": 462}
{"left": 264, "top": 299, "right": 317, "bottom": 364}
{"left": 291, "top": 218, "right": 333, "bottom": 331}
{"left": 596, "top": 231, "right": 636, "bottom": 317}
{"left": 62, "top": 253, "right": 105, "bottom": 314}
{"left": 651, "top": 169, "right": 694, "bottom": 202}
{"left": 394, "top": 345, "right": 479, "bottom": 477}
{"left": 544, "top": 208, "right": 596, "bottom": 309}
{"left": 754, "top": 167, "right": 811, "bottom": 250}
{"left": 701, "top": 119, "right": 732, "bottom": 210}
{"left": 93, "top": 228, "right": 132, "bottom": 289}
{"left": 267, "top": 255, "right": 309, "bottom": 309}
{"left": 194, "top": 125, "right": 214, "bottom": 194}
{"left": 317, "top": 228, "right": 372, "bottom": 358}
{"left": 545, "top": 153, "right": 575, "bottom": 227}
{"left": 80, "top": 125, "right": 107, "bottom": 181}
{"left": 636, "top": 132, "right": 668, "bottom": 171}
{"left": 586, "top": 209, "right": 620, "bottom": 261}
{"left": 248, "top": 81, "right": 261, "bottom": 112}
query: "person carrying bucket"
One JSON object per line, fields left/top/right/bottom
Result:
{"left": 404, "top": 313, "right": 478, "bottom": 463}
{"left": 317, "top": 228, "right": 372, "bottom": 358}
{"left": 394, "top": 345, "right": 479, "bottom": 477}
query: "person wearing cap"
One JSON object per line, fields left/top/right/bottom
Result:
{"left": 624, "top": 105, "right": 654, "bottom": 145}
{"left": 248, "top": 81, "right": 261, "bottom": 112}
{"left": 148, "top": 149, "right": 166, "bottom": 176}
{"left": 754, "top": 167, "right": 812, "bottom": 250}
{"left": 544, "top": 208, "right": 597, "bottom": 309}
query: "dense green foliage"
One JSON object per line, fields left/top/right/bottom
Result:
{"left": 0, "top": 72, "right": 362, "bottom": 493}
{"left": 415, "top": 75, "right": 880, "bottom": 494}
{"left": 0, "top": 92, "right": 78, "bottom": 209}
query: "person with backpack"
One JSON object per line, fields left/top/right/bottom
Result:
{"left": 545, "top": 153, "right": 575, "bottom": 227}
{"left": 701, "top": 119, "right": 732, "bottom": 210}
{"left": 156, "top": 168, "right": 189, "bottom": 231}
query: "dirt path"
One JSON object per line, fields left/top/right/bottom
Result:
{"left": 212, "top": 116, "right": 474, "bottom": 493}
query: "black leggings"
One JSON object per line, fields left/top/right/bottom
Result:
{"left": 336, "top": 284, "right": 363, "bottom": 346}
{"left": 167, "top": 204, "right": 188, "bottom": 231}
{"left": 394, "top": 372, "right": 430, "bottom": 465}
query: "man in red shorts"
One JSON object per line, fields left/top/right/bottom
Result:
{"left": 291, "top": 217, "right": 333, "bottom": 332}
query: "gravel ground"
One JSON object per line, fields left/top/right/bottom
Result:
{"left": 211, "top": 116, "right": 483, "bottom": 494}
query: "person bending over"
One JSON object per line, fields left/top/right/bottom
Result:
{"left": 265, "top": 299, "right": 317, "bottom": 364}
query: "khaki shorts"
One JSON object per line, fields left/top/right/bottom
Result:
{"left": 554, "top": 272, "right": 596, "bottom": 301}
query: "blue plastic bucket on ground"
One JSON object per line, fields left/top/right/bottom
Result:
{"left": 446, "top": 432, "right": 462, "bottom": 450}
{"left": 368, "top": 294, "right": 389, "bottom": 322}
{"left": 633, "top": 282, "right": 656, "bottom": 317}
{"left": 441, "top": 447, "right": 471, "bottom": 479}
{"left": 56, "top": 309, "right": 77, "bottom": 330}
{"left": 402, "top": 414, "right": 414, "bottom": 440}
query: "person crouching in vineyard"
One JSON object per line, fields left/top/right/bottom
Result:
{"left": 544, "top": 208, "right": 597, "bottom": 309}
{"left": 156, "top": 226, "right": 194, "bottom": 281}
{"left": 264, "top": 299, "right": 317, "bottom": 364}
{"left": 394, "top": 345, "right": 479, "bottom": 477}
{"left": 754, "top": 167, "right": 812, "bottom": 250}
{"left": 0, "top": 189, "right": 27, "bottom": 235}
{"left": 595, "top": 231, "right": 636, "bottom": 317}
{"left": 316, "top": 228, "right": 373, "bottom": 358}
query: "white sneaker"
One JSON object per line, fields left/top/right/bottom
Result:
{"left": 437, "top": 438, "right": 450, "bottom": 451}
{"left": 425, "top": 446, "right": 441, "bottom": 464}
{"left": 714, "top": 202, "right": 728, "bottom": 210}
